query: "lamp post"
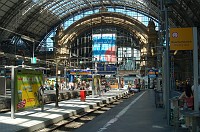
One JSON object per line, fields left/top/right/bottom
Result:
{"left": 92, "top": 57, "right": 97, "bottom": 97}
{"left": 55, "top": 58, "right": 59, "bottom": 107}
{"left": 46, "top": 57, "right": 60, "bottom": 108}
{"left": 51, "top": 45, "right": 60, "bottom": 108}
{"left": 49, "top": 54, "right": 67, "bottom": 108}
{"left": 117, "top": 67, "right": 120, "bottom": 90}
{"left": 64, "top": 63, "right": 67, "bottom": 90}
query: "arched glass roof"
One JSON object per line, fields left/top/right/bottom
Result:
{"left": 0, "top": 0, "right": 200, "bottom": 52}
{"left": 0, "top": 0, "right": 200, "bottom": 40}
{"left": 41, "top": 7, "right": 158, "bottom": 51}
{"left": 32, "top": 0, "right": 153, "bottom": 18}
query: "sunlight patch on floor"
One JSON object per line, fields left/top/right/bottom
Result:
{"left": 152, "top": 125, "right": 164, "bottom": 129}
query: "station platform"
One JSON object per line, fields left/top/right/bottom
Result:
{"left": 0, "top": 89, "right": 128, "bottom": 132}
{"left": 0, "top": 89, "right": 190, "bottom": 132}
{"left": 75, "top": 89, "right": 188, "bottom": 132}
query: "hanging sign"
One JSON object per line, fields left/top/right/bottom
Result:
{"left": 31, "top": 57, "right": 37, "bottom": 64}
{"left": 170, "top": 27, "right": 193, "bottom": 50}
{"left": 148, "top": 69, "right": 158, "bottom": 78}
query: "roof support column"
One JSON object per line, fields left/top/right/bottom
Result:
{"left": 164, "top": 5, "right": 170, "bottom": 125}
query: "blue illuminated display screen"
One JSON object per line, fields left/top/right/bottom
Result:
{"left": 92, "top": 34, "right": 116, "bottom": 63}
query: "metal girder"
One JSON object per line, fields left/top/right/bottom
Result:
{"left": 182, "top": 0, "right": 200, "bottom": 26}
{"left": 0, "top": 1, "right": 23, "bottom": 27}
{"left": 16, "top": 2, "right": 56, "bottom": 39}
{"left": 82, "top": 0, "right": 94, "bottom": 10}
{"left": 174, "top": 0, "right": 200, "bottom": 26}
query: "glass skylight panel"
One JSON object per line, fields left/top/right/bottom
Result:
{"left": 58, "top": 2, "right": 65, "bottom": 10}
{"left": 59, "top": 5, "right": 70, "bottom": 16}
{"left": 21, "top": 2, "right": 37, "bottom": 16}
{"left": 68, "top": 7, "right": 77, "bottom": 13}
{"left": 115, "top": 8, "right": 124, "bottom": 13}
{"left": 137, "top": 16, "right": 143, "bottom": 22}
{"left": 63, "top": 20, "right": 73, "bottom": 29}
{"left": 92, "top": 1, "right": 99, "bottom": 5}
{"left": 94, "top": 9, "right": 99, "bottom": 13}
{"left": 48, "top": 1, "right": 67, "bottom": 15}
{"left": 75, "top": 0, "right": 85, "bottom": 5}
{"left": 85, "top": 10, "right": 93, "bottom": 15}
{"left": 59, "top": 0, "right": 66, "bottom": 5}
{"left": 46, "top": 1, "right": 59, "bottom": 11}
{"left": 49, "top": 5, "right": 61, "bottom": 14}
{"left": 74, "top": 14, "right": 83, "bottom": 21}
{"left": 82, "top": 3, "right": 88, "bottom": 7}
{"left": 59, "top": 11, "right": 70, "bottom": 18}
{"left": 137, "top": 0, "right": 146, "bottom": 5}
{"left": 32, "top": 0, "right": 49, "bottom": 5}
{"left": 46, "top": 37, "right": 53, "bottom": 43}
{"left": 127, "top": 12, "right": 136, "bottom": 17}
{"left": 52, "top": 3, "right": 66, "bottom": 15}
{"left": 55, "top": 8, "right": 64, "bottom": 15}
{"left": 108, "top": 8, "right": 115, "bottom": 12}
{"left": 143, "top": 21, "right": 148, "bottom": 26}
{"left": 64, "top": 3, "right": 75, "bottom": 10}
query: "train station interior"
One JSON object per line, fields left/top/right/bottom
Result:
{"left": 0, "top": 0, "right": 199, "bottom": 79}
{"left": 0, "top": 0, "right": 200, "bottom": 132}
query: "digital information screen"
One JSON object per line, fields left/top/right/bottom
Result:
{"left": 92, "top": 34, "right": 116, "bottom": 63}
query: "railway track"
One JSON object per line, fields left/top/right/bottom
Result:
{"left": 35, "top": 93, "right": 133, "bottom": 132}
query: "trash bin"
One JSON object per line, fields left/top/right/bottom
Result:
{"left": 80, "top": 90, "right": 86, "bottom": 101}
{"left": 155, "top": 90, "right": 163, "bottom": 108}
{"left": 169, "top": 97, "right": 180, "bottom": 127}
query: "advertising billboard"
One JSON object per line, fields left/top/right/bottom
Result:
{"left": 15, "top": 69, "right": 43, "bottom": 111}
{"left": 92, "top": 34, "right": 116, "bottom": 63}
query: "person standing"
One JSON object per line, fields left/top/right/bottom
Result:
{"left": 37, "top": 85, "right": 44, "bottom": 111}
{"left": 179, "top": 83, "right": 193, "bottom": 99}
{"left": 175, "top": 80, "right": 180, "bottom": 91}
{"left": 179, "top": 82, "right": 194, "bottom": 128}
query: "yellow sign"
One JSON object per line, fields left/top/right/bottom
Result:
{"left": 170, "top": 28, "right": 193, "bottom": 50}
